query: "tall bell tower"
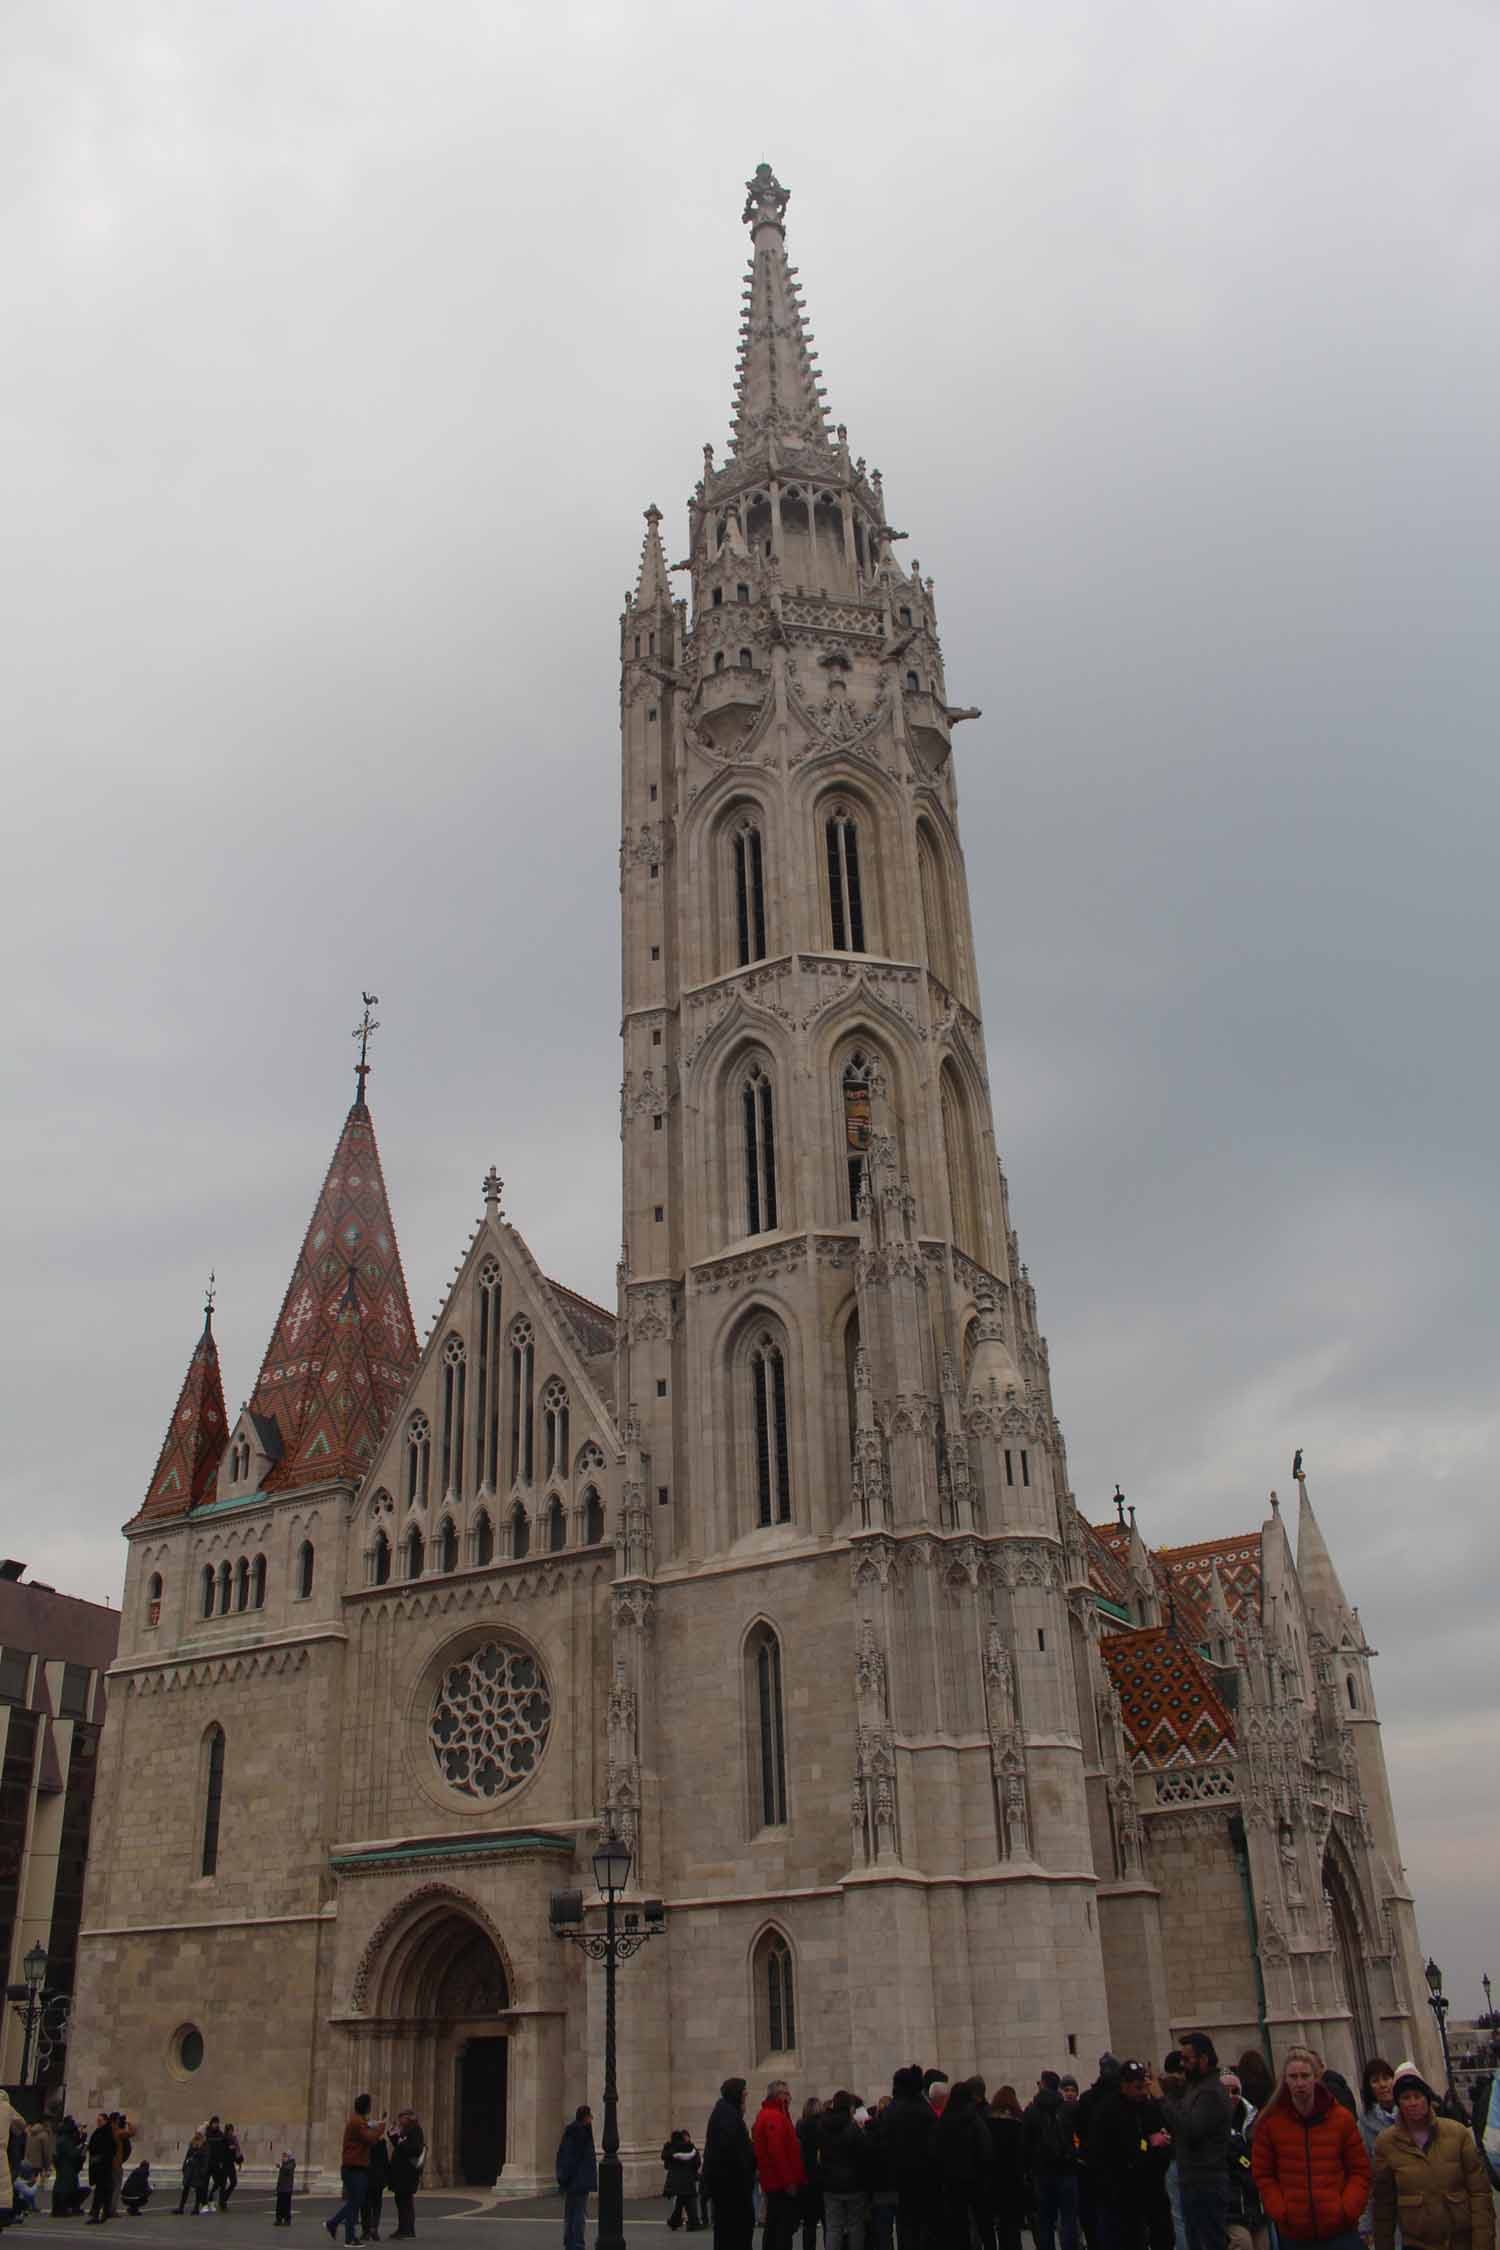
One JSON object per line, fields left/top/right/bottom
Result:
{"left": 615, "top": 163, "right": 1112, "bottom": 2088}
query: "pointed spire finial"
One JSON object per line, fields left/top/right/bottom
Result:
{"left": 632, "top": 507, "right": 672, "bottom": 610}
{"left": 1113, "top": 1482, "right": 1126, "bottom": 1527}
{"left": 352, "top": 991, "right": 380, "bottom": 1107}
{"left": 483, "top": 1166, "right": 504, "bottom": 1217}
{"left": 742, "top": 161, "right": 790, "bottom": 234}
{"left": 1292, "top": 1447, "right": 1305, "bottom": 1485}
{"left": 729, "top": 159, "right": 833, "bottom": 457}
{"left": 204, "top": 1268, "right": 217, "bottom": 1333}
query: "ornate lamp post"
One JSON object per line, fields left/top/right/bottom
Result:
{"left": 17, "top": 1942, "right": 47, "bottom": 2087}
{"left": 1424, "top": 1957, "right": 1454, "bottom": 2090}
{"left": 550, "top": 1836, "right": 664, "bottom": 2250}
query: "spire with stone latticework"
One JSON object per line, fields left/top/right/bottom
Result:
{"left": 136, "top": 1286, "right": 229, "bottom": 1521}
{"left": 730, "top": 162, "right": 834, "bottom": 458}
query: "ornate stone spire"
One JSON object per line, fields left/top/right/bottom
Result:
{"left": 136, "top": 1282, "right": 229, "bottom": 1520}
{"left": 730, "top": 163, "right": 833, "bottom": 458}
{"left": 244, "top": 1085, "right": 418, "bottom": 1491}
{"left": 631, "top": 505, "right": 672, "bottom": 611}
{"left": 1294, "top": 1468, "right": 1357, "bottom": 1638}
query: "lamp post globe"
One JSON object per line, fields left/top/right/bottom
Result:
{"left": 23, "top": 1942, "right": 46, "bottom": 1990}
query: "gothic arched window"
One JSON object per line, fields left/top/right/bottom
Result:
{"left": 511, "top": 1503, "right": 530, "bottom": 1561}
{"left": 371, "top": 1529, "right": 391, "bottom": 1586}
{"left": 477, "top": 1258, "right": 503, "bottom": 1491}
{"left": 441, "top": 1335, "right": 467, "bottom": 1500}
{"left": 438, "top": 1517, "right": 459, "bottom": 1575}
{"left": 234, "top": 1556, "right": 249, "bottom": 1613}
{"left": 582, "top": 1487, "right": 605, "bottom": 1546}
{"left": 542, "top": 1380, "right": 569, "bottom": 1481}
{"left": 200, "top": 1564, "right": 215, "bottom": 1619}
{"left": 741, "top": 1061, "right": 779, "bottom": 1236}
{"left": 734, "top": 821, "right": 767, "bottom": 967}
{"left": 250, "top": 1553, "right": 266, "bottom": 1609}
{"left": 297, "top": 1541, "right": 314, "bottom": 1600}
{"left": 405, "top": 1525, "right": 425, "bottom": 1581}
{"left": 917, "top": 821, "right": 957, "bottom": 996}
{"left": 841, "top": 1051, "right": 874, "bottom": 1219}
{"left": 216, "top": 1560, "right": 232, "bottom": 1614}
{"left": 746, "top": 1626, "right": 789, "bottom": 1828}
{"left": 201, "top": 1725, "right": 225, "bottom": 1878}
{"left": 753, "top": 1928, "right": 796, "bottom": 2057}
{"left": 473, "top": 1508, "right": 494, "bottom": 1567}
{"left": 940, "top": 1061, "right": 979, "bottom": 1258}
{"left": 510, "top": 1318, "right": 535, "bottom": 1486}
{"left": 825, "top": 805, "right": 866, "bottom": 952}
{"left": 547, "top": 1496, "right": 566, "bottom": 1553}
{"left": 406, "top": 1412, "right": 431, "bottom": 1510}
{"left": 146, "top": 1572, "right": 163, "bottom": 1628}
{"left": 749, "top": 1332, "right": 791, "bottom": 1527}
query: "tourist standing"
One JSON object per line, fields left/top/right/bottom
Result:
{"left": 755, "top": 2082, "right": 808, "bottom": 2250}
{"left": 817, "top": 2092, "right": 870, "bottom": 2250}
{"left": 1162, "top": 2035, "right": 1234, "bottom": 2250}
{"left": 274, "top": 2153, "right": 297, "bottom": 2227}
{"left": 362, "top": 2125, "right": 389, "bottom": 2240}
{"left": 663, "top": 2129, "right": 704, "bottom": 2233}
{"left": 1087, "top": 2061, "right": 1174, "bottom": 2250}
{"left": 387, "top": 2111, "right": 425, "bottom": 2242}
{"left": 175, "top": 2133, "right": 209, "bottom": 2215}
{"left": 1025, "top": 2073, "right": 1081, "bottom": 2250}
{"left": 53, "top": 2117, "right": 85, "bottom": 2215}
{"left": 1250, "top": 2049, "right": 1370, "bottom": 2250}
{"left": 555, "top": 2107, "right": 598, "bottom": 2250}
{"left": 1371, "top": 2066, "right": 1493, "bottom": 2250}
{"left": 327, "top": 2095, "right": 387, "bottom": 2247}
{"left": 704, "top": 2080, "right": 756, "bottom": 2250}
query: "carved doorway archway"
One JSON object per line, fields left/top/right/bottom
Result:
{"left": 1323, "top": 1844, "right": 1376, "bottom": 2067}
{"left": 358, "top": 1895, "right": 514, "bottom": 2188}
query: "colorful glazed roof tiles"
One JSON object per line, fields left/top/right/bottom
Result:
{"left": 1156, "top": 1531, "right": 1264, "bottom": 1620}
{"left": 1100, "top": 1627, "right": 1238, "bottom": 1770}
{"left": 245, "top": 1098, "right": 418, "bottom": 1492}
{"left": 136, "top": 1304, "right": 229, "bottom": 1523}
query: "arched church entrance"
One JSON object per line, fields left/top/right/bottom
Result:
{"left": 1323, "top": 1842, "right": 1376, "bottom": 2067}
{"left": 358, "top": 1895, "right": 515, "bottom": 2188}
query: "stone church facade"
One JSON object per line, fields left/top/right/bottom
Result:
{"left": 69, "top": 165, "right": 1440, "bottom": 2189}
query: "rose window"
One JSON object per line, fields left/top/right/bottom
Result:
{"left": 429, "top": 1641, "right": 552, "bottom": 1799}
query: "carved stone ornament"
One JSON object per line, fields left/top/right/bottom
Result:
{"left": 611, "top": 1584, "right": 655, "bottom": 1637}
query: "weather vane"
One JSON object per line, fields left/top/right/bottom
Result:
{"left": 205, "top": 1269, "right": 216, "bottom": 1321}
{"left": 353, "top": 992, "right": 380, "bottom": 1103}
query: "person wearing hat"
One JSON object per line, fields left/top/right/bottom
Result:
{"left": 1250, "top": 2048, "right": 1370, "bottom": 2250}
{"left": 703, "top": 2080, "right": 756, "bottom": 2250}
{"left": 1087, "top": 2062, "right": 1175, "bottom": 2250}
{"left": 1371, "top": 2064, "right": 1493, "bottom": 2250}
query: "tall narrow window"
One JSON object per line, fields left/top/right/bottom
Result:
{"left": 473, "top": 1509, "right": 494, "bottom": 1566}
{"left": 477, "top": 1259, "right": 502, "bottom": 1490}
{"left": 755, "top": 1931, "right": 796, "bottom": 2055}
{"left": 405, "top": 1526, "right": 425, "bottom": 1581}
{"left": 200, "top": 1566, "right": 214, "bottom": 1619}
{"left": 547, "top": 1496, "right": 567, "bottom": 1553}
{"left": 825, "top": 807, "right": 865, "bottom": 952}
{"left": 742, "top": 1062, "right": 778, "bottom": 1235}
{"left": 583, "top": 1488, "right": 605, "bottom": 1545}
{"left": 297, "top": 1542, "right": 315, "bottom": 1599}
{"left": 542, "top": 1380, "right": 569, "bottom": 1480}
{"left": 511, "top": 1503, "right": 530, "bottom": 1560}
{"left": 217, "top": 1560, "right": 232, "bottom": 1615}
{"left": 201, "top": 1726, "right": 225, "bottom": 1878}
{"left": 250, "top": 1553, "right": 266, "bottom": 1609}
{"left": 438, "top": 1517, "right": 459, "bottom": 1574}
{"left": 234, "top": 1556, "right": 249, "bottom": 1612}
{"left": 842, "top": 1052, "right": 873, "bottom": 1218}
{"left": 510, "top": 1319, "right": 534, "bottom": 1485}
{"left": 441, "top": 1336, "right": 467, "bottom": 1499}
{"left": 940, "top": 1062, "right": 978, "bottom": 1257}
{"left": 750, "top": 1333, "right": 792, "bottom": 1525}
{"left": 406, "top": 1412, "right": 431, "bottom": 1509}
{"left": 748, "top": 1627, "right": 788, "bottom": 1826}
{"left": 734, "top": 823, "right": 767, "bottom": 965}
{"left": 146, "top": 1572, "right": 163, "bottom": 1628}
{"left": 918, "top": 823, "right": 956, "bottom": 994}
{"left": 371, "top": 1530, "right": 391, "bottom": 1586}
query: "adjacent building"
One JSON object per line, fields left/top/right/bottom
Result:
{"left": 69, "top": 164, "right": 1442, "bottom": 2184}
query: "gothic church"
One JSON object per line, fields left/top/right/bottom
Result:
{"left": 70, "top": 165, "right": 1441, "bottom": 2189}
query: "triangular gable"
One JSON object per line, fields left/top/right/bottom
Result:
{"left": 134, "top": 1306, "right": 229, "bottom": 1525}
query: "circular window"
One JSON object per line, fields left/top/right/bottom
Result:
{"left": 429, "top": 1639, "right": 552, "bottom": 1799}
{"left": 170, "top": 2024, "right": 204, "bottom": 2076}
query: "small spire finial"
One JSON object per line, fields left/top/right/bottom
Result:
{"left": 1292, "top": 1447, "right": 1305, "bottom": 1485}
{"left": 1113, "top": 1482, "right": 1126, "bottom": 1527}
{"left": 352, "top": 991, "right": 380, "bottom": 1104}
{"left": 204, "top": 1268, "right": 217, "bottom": 1333}
{"left": 1270, "top": 1488, "right": 1280, "bottom": 1514}
{"left": 483, "top": 1166, "right": 504, "bottom": 1217}
{"left": 742, "top": 161, "right": 789, "bottom": 233}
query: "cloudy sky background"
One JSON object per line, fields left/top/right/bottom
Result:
{"left": 4, "top": 2, "right": 1496, "bottom": 2003}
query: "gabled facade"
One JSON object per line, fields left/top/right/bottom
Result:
{"left": 71, "top": 163, "right": 1440, "bottom": 2193}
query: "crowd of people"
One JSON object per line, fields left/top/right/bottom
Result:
{"left": 324, "top": 2096, "right": 426, "bottom": 2245}
{"left": 683, "top": 2041, "right": 1496, "bottom": 2250}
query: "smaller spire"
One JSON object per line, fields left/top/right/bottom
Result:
{"left": 729, "top": 162, "right": 833, "bottom": 458}
{"left": 632, "top": 506, "right": 672, "bottom": 610}
{"left": 204, "top": 1268, "right": 216, "bottom": 1331}
{"left": 483, "top": 1165, "right": 504, "bottom": 1218}
{"left": 1295, "top": 1469, "right": 1356, "bottom": 1633}
{"left": 136, "top": 1286, "right": 230, "bottom": 1520}
{"left": 352, "top": 991, "right": 380, "bottom": 1110}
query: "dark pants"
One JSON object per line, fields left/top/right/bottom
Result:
{"left": 801, "top": 2189, "right": 824, "bottom": 2250}
{"left": 1100, "top": 2197, "right": 1175, "bottom": 2250}
{"left": 363, "top": 2184, "right": 386, "bottom": 2238}
{"left": 1179, "top": 2187, "right": 1228, "bottom": 2250}
{"left": 715, "top": 2196, "right": 755, "bottom": 2250}
{"left": 671, "top": 2196, "right": 703, "bottom": 2231}
{"left": 332, "top": 2167, "right": 369, "bottom": 2245}
{"left": 766, "top": 2190, "right": 801, "bottom": 2250}
{"left": 564, "top": 2190, "right": 590, "bottom": 2250}
{"left": 275, "top": 2194, "right": 293, "bottom": 2226}
{"left": 897, "top": 2188, "right": 934, "bottom": 2250}
{"left": 176, "top": 2183, "right": 204, "bottom": 2215}
{"left": 870, "top": 2199, "right": 897, "bottom": 2250}
{"left": 391, "top": 2192, "right": 416, "bottom": 2239}
{"left": 88, "top": 2171, "right": 111, "bottom": 2224}
{"left": 1038, "top": 2178, "right": 1081, "bottom": 2250}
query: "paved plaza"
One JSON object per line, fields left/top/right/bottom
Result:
{"left": 26, "top": 2193, "right": 674, "bottom": 2249}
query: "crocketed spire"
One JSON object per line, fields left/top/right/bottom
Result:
{"left": 730, "top": 163, "right": 833, "bottom": 458}
{"left": 136, "top": 1289, "right": 229, "bottom": 1521}
{"left": 632, "top": 504, "right": 672, "bottom": 611}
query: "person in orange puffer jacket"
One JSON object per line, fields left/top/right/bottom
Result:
{"left": 1251, "top": 2049, "right": 1371, "bottom": 2250}
{"left": 754, "top": 2082, "right": 808, "bottom": 2250}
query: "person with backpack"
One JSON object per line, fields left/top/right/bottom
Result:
{"left": 662, "top": 2129, "right": 704, "bottom": 2233}
{"left": 1026, "top": 2073, "right": 1080, "bottom": 2250}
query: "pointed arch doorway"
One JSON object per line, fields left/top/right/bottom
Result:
{"left": 358, "top": 1897, "right": 515, "bottom": 2188}
{"left": 1323, "top": 1842, "right": 1376, "bottom": 2068}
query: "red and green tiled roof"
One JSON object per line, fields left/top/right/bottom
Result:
{"left": 1100, "top": 1627, "right": 1237, "bottom": 1769}
{"left": 1156, "top": 1531, "right": 1263, "bottom": 1620}
{"left": 136, "top": 1307, "right": 228, "bottom": 1522}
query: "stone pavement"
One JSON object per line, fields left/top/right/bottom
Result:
{"left": 23, "top": 2191, "right": 677, "bottom": 2248}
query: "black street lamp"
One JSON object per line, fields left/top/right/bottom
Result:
{"left": 19, "top": 1942, "right": 47, "bottom": 2087}
{"left": 1424, "top": 1957, "right": 1454, "bottom": 2092}
{"left": 550, "top": 1836, "right": 665, "bottom": 2250}
{"left": 1483, "top": 1972, "right": 1493, "bottom": 2027}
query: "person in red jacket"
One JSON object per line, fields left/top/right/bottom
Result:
{"left": 1250, "top": 2050, "right": 1371, "bottom": 2250}
{"left": 754, "top": 2082, "right": 808, "bottom": 2250}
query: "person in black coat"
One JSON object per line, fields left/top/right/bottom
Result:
{"left": 1086, "top": 2067, "right": 1173, "bottom": 2250}
{"left": 362, "top": 2129, "right": 390, "bottom": 2241}
{"left": 883, "top": 2068, "right": 938, "bottom": 2250}
{"left": 387, "top": 2114, "right": 425, "bottom": 2242}
{"left": 662, "top": 2129, "right": 704, "bottom": 2232}
{"left": 85, "top": 2117, "right": 116, "bottom": 2226}
{"left": 817, "top": 2092, "right": 871, "bottom": 2250}
{"left": 935, "top": 2080, "right": 993, "bottom": 2250}
{"left": 703, "top": 2081, "right": 756, "bottom": 2250}
{"left": 798, "top": 2101, "right": 825, "bottom": 2250}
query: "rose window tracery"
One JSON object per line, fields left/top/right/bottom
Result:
{"left": 429, "top": 1641, "right": 552, "bottom": 1799}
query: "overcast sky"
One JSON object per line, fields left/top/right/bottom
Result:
{"left": 4, "top": 1, "right": 1496, "bottom": 2009}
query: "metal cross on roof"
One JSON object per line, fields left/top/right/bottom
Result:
{"left": 353, "top": 992, "right": 381, "bottom": 1104}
